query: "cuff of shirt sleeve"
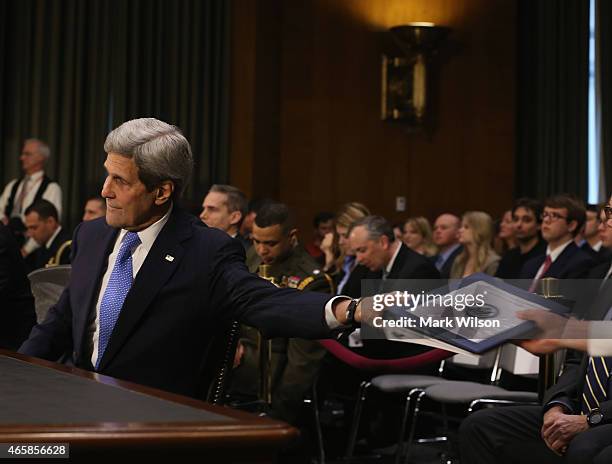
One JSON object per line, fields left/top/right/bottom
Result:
{"left": 325, "top": 295, "right": 351, "bottom": 329}
{"left": 543, "top": 400, "right": 574, "bottom": 415}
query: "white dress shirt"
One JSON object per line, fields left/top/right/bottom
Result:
{"left": 0, "top": 170, "right": 63, "bottom": 221}
{"left": 384, "top": 241, "right": 402, "bottom": 277}
{"left": 0, "top": 171, "right": 63, "bottom": 255}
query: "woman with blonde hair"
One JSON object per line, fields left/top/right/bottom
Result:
{"left": 402, "top": 216, "right": 437, "bottom": 257}
{"left": 450, "top": 211, "right": 500, "bottom": 278}
{"left": 320, "top": 202, "right": 370, "bottom": 295}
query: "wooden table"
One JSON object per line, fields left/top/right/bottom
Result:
{"left": 0, "top": 350, "right": 297, "bottom": 462}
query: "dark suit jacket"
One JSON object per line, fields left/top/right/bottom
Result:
{"left": 430, "top": 245, "right": 463, "bottom": 280}
{"left": 367, "top": 243, "right": 441, "bottom": 286}
{"left": 519, "top": 242, "right": 595, "bottom": 280}
{"left": 25, "top": 227, "right": 72, "bottom": 272}
{"left": 580, "top": 241, "right": 612, "bottom": 264}
{"left": 543, "top": 281, "right": 612, "bottom": 420}
{"left": 19, "top": 208, "right": 332, "bottom": 398}
{"left": 588, "top": 260, "right": 612, "bottom": 280}
{"left": 495, "top": 239, "right": 546, "bottom": 279}
{"left": 0, "top": 224, "right": 36, "bottom": 349}
{"left": 360, "top": 243, "right": 441, "bottom": 360}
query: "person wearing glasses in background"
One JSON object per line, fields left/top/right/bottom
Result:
{"left": 519, "top": 194, "right": 594, "bottom": 283}
{"left": 459, "top": 198, "right": 612, "bottom": 464}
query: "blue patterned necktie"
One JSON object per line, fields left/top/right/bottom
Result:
{"left": 95, "top": 231, "right": 141, "bottom": 370}
{"left": 337, "top": 256, "right": 355, "bottom": 295}
{"left": 581, "top": 356, "right": 612, "bottom": 414}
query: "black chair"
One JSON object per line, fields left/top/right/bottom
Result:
{"left": 27, "top": 265, "right": 72, "bottom": 323}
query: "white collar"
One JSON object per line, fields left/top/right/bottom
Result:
{"left": 26, "top": 170, "right": 44, "bottom": 182}
{"left": 591, "top": 241, "right": 603, "bottom": 252}
{"left": 385, "top": 241, "right": 402, "bottom": 274}
{"left": 546, "top": 239, "right": 573, "bottom": 263}
{"left": 45, "top": 226, "right": 62, "bottom": 249}
{"left": 116, "top": 203, "right": 173, "bottom": 253}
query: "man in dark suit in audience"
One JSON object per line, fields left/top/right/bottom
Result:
{"left": 348, "top": 215, "right": 440, "bottom": 358}
{"left": 520, "top": 194, "right": 594, "bottom": 282}
{"left": 19, "top": 118, "right": 358, "bottom": 399}
{"left": 349, "top": 215, "right": 440, "bottom": 285}
{"left": 0, "top": 223, "right": 36, "bottom": 349}
{"left": 23, "top": 200, "right": 71, "bottom": 272}
{"left": 199, "top": 184, "right": 250, "bottom": 250}
{"left": 496, "top": 198, "right": 546, "bottom": 279}
{"left": 431, "top": 213, "right": 462, "bottom": 279}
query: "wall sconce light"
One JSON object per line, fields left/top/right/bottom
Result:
{"left": 381, "top": 23, "right": 449, "bottom": 126}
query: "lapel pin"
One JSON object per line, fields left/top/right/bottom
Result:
{"left": 165, "top": 255, "right": 175, "bottom": 262}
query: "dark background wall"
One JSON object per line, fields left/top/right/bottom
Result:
{"left": 229, "top": 0, "right": 516, "bottom": 242}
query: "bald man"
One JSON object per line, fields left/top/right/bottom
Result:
{"left": 431, "top": 213, "right": 462, "bottom": 278}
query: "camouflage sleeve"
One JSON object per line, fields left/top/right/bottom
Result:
{"left": 297, "top": 272, "right": 335, "bottom": 294}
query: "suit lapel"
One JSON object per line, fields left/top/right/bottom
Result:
{"left": 73, "top": 225, "right": 119, "bottom": 355}
{"left": 387, "top": 244, "right": 407, "bottom": 280}
{"left": 98, "top": 210, "right": 192, "bottom": 370}
{"left": 545, "top": 243, "right": 577, "bottom": 278}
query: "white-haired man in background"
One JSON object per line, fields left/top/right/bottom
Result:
{"left": 0, "top": 138, "right": 62, "bottom": 253}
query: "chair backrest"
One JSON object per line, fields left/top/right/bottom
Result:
{"left": 443, "top": 347, "right": 504, "bottom": 385}
{"left": 27, "top": 265, "right": 71, "bottom": 323}
{"left": 201, "top": 319, "right": 241, "bottom": 405}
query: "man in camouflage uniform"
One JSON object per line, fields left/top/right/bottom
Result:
{"left": 230, "top": 201, "right": 333, "bottom": 424}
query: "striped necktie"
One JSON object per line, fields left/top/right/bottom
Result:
{"left": 581, "top": 356, "right": 612, "bottom": 414}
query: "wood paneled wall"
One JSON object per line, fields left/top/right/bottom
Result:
{"left": 230, "top": 0, "right": 515, "bottom": 242}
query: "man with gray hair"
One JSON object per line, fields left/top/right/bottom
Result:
{"left": 20, "top": 117, "right": 360, "bottom": 399}
{"left": 200, "top": 184, "right": 250, "bottom": 249}
{"left": 0, "top": 138, "right": 62, "bottom": 249}
{"left": 349, "top": 215, "right": 440, "bottom": 282}
{"left": 348, "top": 215, "right": 439, "bottom": 360}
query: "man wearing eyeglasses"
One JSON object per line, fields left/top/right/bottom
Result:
{"left": 460, "top": 200, "right": 612, "bottom": 464}
{"left": 520, "top": 194, "right": 594, "bottom": 283}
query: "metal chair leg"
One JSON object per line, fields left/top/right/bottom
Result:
{"left": 440, "top": 402, "right": 453, "bottom": 458}
{"left": 345, "top": 380, "right": 371, "bottom": 458}
{"left": 403, "top": 390, "right": 427, "bottom": 464}
{"left": 305, "top": 377, "right": 325, "bottom": 464}
{"left": 394, "top": 388, "right": 422, "bottom": 464}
